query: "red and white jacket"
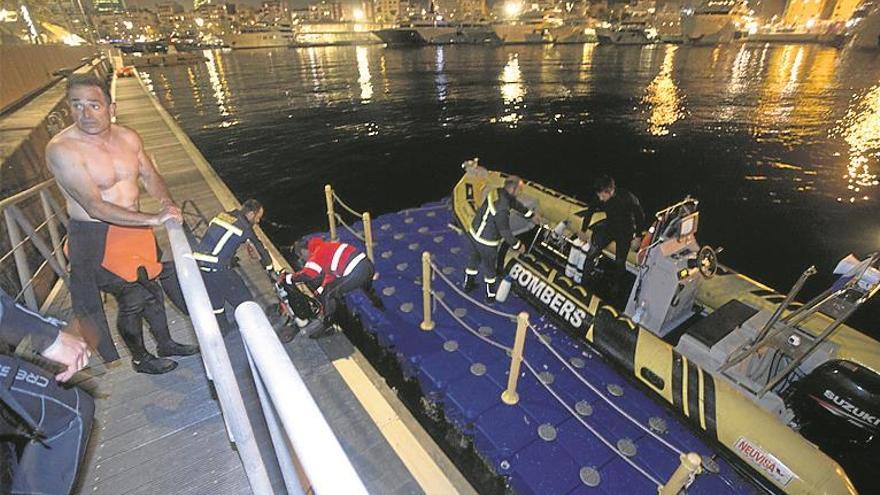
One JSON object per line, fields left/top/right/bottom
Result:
{"left": 283, "top": 241, "right": 366, "bottom": 295}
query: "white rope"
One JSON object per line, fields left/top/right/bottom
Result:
{"left": 335, "top": 213, "right": 365, "bottom": 242}
{"left": 429, "top": 260, "right": 687, "bottom": 456}
{"left": 432, "top": 294, "right": 663, "bottom": 488}
{"left": 332, "top": 191, "right": 364, "bottom": 218}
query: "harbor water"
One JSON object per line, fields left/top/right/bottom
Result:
{"left": 139, "top": 43, "right": 880, "bottom": 333}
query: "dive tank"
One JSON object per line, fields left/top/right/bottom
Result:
{"left": 496, "top": 275, "right": 512, "bottom": 303}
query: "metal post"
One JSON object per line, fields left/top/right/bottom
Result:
{"left": 235, "top": 302, "right": 369, "bottom": 495}
{"left": 8, "top": 205, "right": 68, "bottom": 281}
{"left": 324, "top": 184, "right": 337, "bottom": 241}
{"left": 362, "top": 211, "right": 374, "bottom": 262}
{"left": 163, "top": 220, "right": 273, "bottom": 494}
{"left": 420, "top": 252, "right": 434, "bottom": 331}
{"left": 4, "top": 209, "right": 37, "bottom": 309}
{"left": 39, "top": 190, "right": 66, "bottom": 270}
{"left": 501, "top": 312, "right": 529, "bottom": 405}
{"left": 659, "top": 453, "right": 702, "bottom": 495}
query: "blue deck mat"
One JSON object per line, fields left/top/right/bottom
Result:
{"left": 320, "top": 199, "right": 757, "bottom": 494}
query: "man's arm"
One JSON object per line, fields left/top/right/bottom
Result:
{"left": 47, "top": 141, "right": 163, "bottom": 226}
{"left": 0, "top": 290, "right": 89, "bottom": 382}
{"left": 494, "top": 204, "right": 522, "bottom": 250}
{"left": 133, "top": 131, "right": 182, "bottom": 223}
{"left": 629, "top": 192, "right": 646, "bottom": 233}
{"left": 243, "top": 223, "right": 274, "bottom": 271}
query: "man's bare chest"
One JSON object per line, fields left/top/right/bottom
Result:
{"left": 82, "top": 144, "right": 139, "bottom": 190}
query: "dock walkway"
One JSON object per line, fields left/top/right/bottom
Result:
{"left": 40, "top": 75, "right": 470, "bottom": 494}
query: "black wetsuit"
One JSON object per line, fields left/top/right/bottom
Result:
{"left": 194, "top": 209, "right": 272, "bottom": 334}
{"left": 0, "top": 290, "right": 94, "bottom": 495}
{"left": 68, "top": 220, "right": 187, "bottom": 362}
{"left": 584, "top": 188, "right": 646, "bottom": 292}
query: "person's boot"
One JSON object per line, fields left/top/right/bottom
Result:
{"left": 463, "top": 272, "right": 477, "bottom": 293}
{"left": 485, "top": 279, "right": 497, "bottom": 304}
{"left": 366, "top": 287, "right": 385, "bottom": 310}
{"left": 133, "top": 354, "right": 178, "bottom": 374}
{"left": 156, "top": 340, "right": 199, "bottom": 357}
{"left": 276, "top": 325, "right": 300, "bottom": 344}
{"left": 309, "top": 320, "right": 336, "bottom": 339}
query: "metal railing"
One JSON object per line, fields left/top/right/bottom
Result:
{"left": 0, "top": 178, "right": 70, "bottom": 310}
{"left": 236, "top": 302, "right": 369, "bottom": 495}
{"left": 164, "top": 220, "right": 275, "bottom": 493}
{"left": 166, "top": 217, "right": 367, "bottom": 494}
{"left": 324, "top": 184, "right": 374, "bottom": 262}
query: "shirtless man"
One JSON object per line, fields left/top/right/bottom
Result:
{"left": 47, "top": 74, "right": 197, "bottom": 374}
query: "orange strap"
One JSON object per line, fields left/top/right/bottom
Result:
{"left": 101, "top": 225, "right": 162, "bottom": 282}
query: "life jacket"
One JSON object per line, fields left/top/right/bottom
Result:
{"left": 293, "top": 238, "right": 366, "bottom": 295}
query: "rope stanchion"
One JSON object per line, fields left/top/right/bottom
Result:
{"left": 501, "top": 312, "right": 529, "bottom": 405}
{"left": 362, "top": 212, "right": 374, "bottom": 262}
{"left": 324, "top": 184, "right": 337, "bottom": 241}
{"left": 659, "top": 453, "right": 702, "bottom": 494}
{"left": 420, "top": 252, "right": 435, "bottom": 331}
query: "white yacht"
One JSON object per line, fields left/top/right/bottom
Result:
{"left": 596, "top": 21, "right": 656, "bottom": 45}
{"left": 229, "top": 23, "right": 295, "bottom": 49}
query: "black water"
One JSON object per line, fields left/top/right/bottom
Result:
{"left": 141, "top": 44, "right": 880, "bottom": 332}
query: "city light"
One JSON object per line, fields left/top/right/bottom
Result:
{"left": 123, "top": 20, "right": 133, "bottom": 30}
{"left": 504, "top": 1, "right": 523, "bottom": 19}
{"left": 194, "top": 17, "right": 204, "bottom": 27}
{"left": 352, "top": 8, "right": 365, "bottom": 21}
{"left": 0, "top": 8, "right": 10, "bottom": 22}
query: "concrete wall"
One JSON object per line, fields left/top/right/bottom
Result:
{"left": 0, "top": 44, "right": 100, "bottom": 114}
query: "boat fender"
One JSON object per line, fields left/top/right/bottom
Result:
{"left": 496, "top": 275, "right": 513, "bottom": 303}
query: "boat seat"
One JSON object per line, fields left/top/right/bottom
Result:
{"left": 685, "top": 300, "right": 759, "bottom": 349}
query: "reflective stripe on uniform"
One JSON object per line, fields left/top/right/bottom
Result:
{"left": 212, "top": 229, "right": 237, "bottom": 255}
{"left": 524, "top": 209, "right": 534, "bottom": 218}
{"left": 305, "top": 261, "right": 323, "bottom": 273}
{"left": 342, "top": 253, "right": 366, "bottom": 276}
{"left": 193, "top": 252, "right": 219, "bottom": 263}
{"left": 213, "top": 308, "right": 225, "bottom": 314}
{"left": 330, "top": 243, "right": 350, "bottom": 272}
{"left": 209, "top": 216, "right": 243, "bottom": 236}
{"left": 316, "top": 286, "right": 324, "bottom": 295}
{"left": 469, "top": 229, "right": 501, "bottom": 247}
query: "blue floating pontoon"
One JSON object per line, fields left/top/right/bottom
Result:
{"left": 309, "top": 200, "right": 759, "bottom": 494}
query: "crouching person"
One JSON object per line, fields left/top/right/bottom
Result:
{"left": 1, "top": 289, "right": 94, "bottom": 495}
{"left": 280, "top": 238, "right": 384, "bottom": 339}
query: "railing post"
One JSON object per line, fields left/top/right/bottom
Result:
{"left": 362, "top": 211, "right": 374, "bottom": 262}
{"left": 324, "top": 184, "right": 337, "bottom": 241}
{"left": 659, "top": 453, "right": 702, "bottom": 495}
{"left": 4, "top": 209, "right": 37, "bottom": 309}
{"left": 501, "top": 312, "right": 529, "bottom": 405}
{"left": 39, "top": 190, "right": 66, "bottom": 270}
{"left": 420, "top": 252, "right": 434, "bottom": 331}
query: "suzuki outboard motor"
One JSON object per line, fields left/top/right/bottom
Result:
{"left": 787, "top": 360, "right": 880, "bottom": 454}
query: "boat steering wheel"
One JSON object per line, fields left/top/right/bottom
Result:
{"left": 698, "top": 245, "right": 718, "bottom": 279}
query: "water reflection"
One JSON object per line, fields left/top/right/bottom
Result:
{"left": 204, "top": 49, "right": 237, "bottom": 127}
{"left": 185, "top": 66, "right": 203, "bottom": 112}
{"left": 834, "top": 82, "right": 880, "bottom": 203}
{"left": 499, "top": 53, "right": 525, "bottom": 127}
{"left": 435, "top": 46, "right": 448, "bottom": 102}
{"left": 356, "top": 46, "right": 373, "bottom": 103}
{"left": 643, "top": 45, "right": 683, "bottom": 137}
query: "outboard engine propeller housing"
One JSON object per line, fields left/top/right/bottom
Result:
{"left": 787, "top": 360, "right": 880, "bottom": 453}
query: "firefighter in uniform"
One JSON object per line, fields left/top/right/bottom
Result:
{"left": 280, "top": 237, "right": 384, "bottom": 339}
{"left": 464, "top": 176, "right": 535, "bottom": 302}
{"left": 193, "top": 199, "right": 274, "bottom": 335}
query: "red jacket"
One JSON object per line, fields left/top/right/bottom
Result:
{"left": 284, "top": 239, "right": 366, "bottom": 294}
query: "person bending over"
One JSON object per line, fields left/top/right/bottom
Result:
{"left": 193, "top": 199, "right": 279, "bottom": 336}
{"left": 463, "top": 176, "right": 535, "bottom": 302}
{"left": 582, "top": 175, "right": 646, "bottom": 298}
{"left": 46, "top": 74, "right": 197, "bottom": 374}
{"left": 280, "top": 238, "right": 384, "bottom": 339}
{"left": 1, "top": 289, "right": 93, "bottom": 494}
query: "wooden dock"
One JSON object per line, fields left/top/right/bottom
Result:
{"left": 41, "top": 75, "right": 473, "bottom": 495}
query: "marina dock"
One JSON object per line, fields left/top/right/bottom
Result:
{"left": 8, "top": 71, "right": 473, "bottom": 494}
